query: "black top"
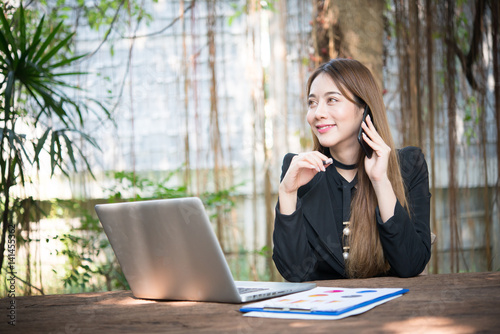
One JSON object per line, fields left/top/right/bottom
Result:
{"left": 272, "top": 146, "right": 432, "bottom": 282}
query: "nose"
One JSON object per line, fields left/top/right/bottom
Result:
{"left": 314, "top": 101, "right": 328, "bottom": 119}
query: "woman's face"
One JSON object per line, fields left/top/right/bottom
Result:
{"left": 306, "top": 73, "right": 364, "bottom": 152}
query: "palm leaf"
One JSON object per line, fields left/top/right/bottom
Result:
{"left": 14, "top": 134, "right": 31, "bottom": 165}
{"left": 4, "top": 71, "right": 16, "bottom": 115}
{"left": 33, "top": 128, "right": 51, "bottom": 168}
{"left": 23, "top": 84, "right": 54, "bottom": 123}
{"left": 7, "top": 127, "right": 31, "bottom": 165}
{"left": 49, "top": 54, "right": 88, "bottom": 70}
{"left": 1, "top": 4, "right": 110, "bottom": 183}
{"left": 67, "top": 129, "right": 101, "bottom": 150}
{"left": 68, "top": 135, "right": 97, "bottom": 179}
{"left": 26, "top": 15, "right": 45, "bottom": 61}
{"left": 49, "top": 132, "right": 66, "bottom": 176}
{"left": 32, "top": 21, "right": 64, "bottom": 63}
{"left": 0, "top": 29, "right": 13, "bottom": 66}
{"left": 50, "top": 71, "right": 89, "bottom": 77}
{"left": 11, "top": 154, "right": 26, "bottom": 189}
{"left": 61, "top": 132, "right": 78, "bottom": 172}
{"left": 24, "top": 81, "right": 74, "bottom": 127}
{"left": 87, "top": 97, "right": 113, "bottom": 123}
{"left": 19, "top": 3, "right": 26, "bottom": 54}
{"left": 0, "top": 6, "right": 18, "bottom": 63}
{"left": 38, "top": 32, "right": 75, "bottom": 67}
{"left": 50, "top": 132, "right": 57, "bottom": 175}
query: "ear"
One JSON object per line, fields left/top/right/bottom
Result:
{"left": 358, "top": 105, "right": 366, "bottom": 120}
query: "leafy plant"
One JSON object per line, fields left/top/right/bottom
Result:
{"left": 49, "top": 200, "right": 128, "bottom": 292}
{"left": 55, "top": 171, "right": 241, "bottom": 292}
{"left": 105, "top": 170, "right": 189, "bottom": 202}
{"left": 228, "top": 0, "right": 277, "bottom": 26}
{"left": 463, "top": 96, "right": 481, "bottom": 145}
{"left": 0, "top": 3, "right": 111, "bottom": 276}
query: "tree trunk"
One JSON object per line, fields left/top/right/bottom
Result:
{"left": 492, "top": 0, "right": 500, "bottom": 226}
{"left": 426, "top": 0, "right": 438, "bottom": 274}
{"left": 278, "top": 0, "right": 289, "bottom": 153}
{"left": 207, "top": 0, "right": 224, "bottom": 248}
{"left": 127, "top": 0, "right": 137, "bottom": 196}
{"left": 409, "top": 0, "right": 421, "bottom": 147}
{"left": 491, "top": 0, "right": 500, "bottom": 272}
{"left": 445, "top": 0, "right": 460, "bottom": 273}
{"left": 181, "top": 0, "right": 191, "bottom": 189}
{"left": 313, "top": 0, "right": 385, "bottom": 87}
{"left": 394, "top": 0, "right": 410, "bottom": 145}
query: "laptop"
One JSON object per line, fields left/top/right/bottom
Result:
{"left": 95, "top": 197, "right": 315, "bottom": 303}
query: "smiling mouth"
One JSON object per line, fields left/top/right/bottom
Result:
{"left": 316, "top": 124, "right": 335, "bottom": 133}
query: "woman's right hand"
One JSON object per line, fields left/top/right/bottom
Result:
{"left": 279, "top": 151, "right": 332, "bottom": 195}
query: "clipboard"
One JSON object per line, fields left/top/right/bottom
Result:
{"left": 239, "top": 287, "right": 409, "bottom": 316}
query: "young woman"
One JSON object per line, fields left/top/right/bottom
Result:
{"left": 273, "top": 58, "right": 431, "bottom": 281}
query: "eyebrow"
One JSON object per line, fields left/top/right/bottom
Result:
{"left": 308, "top": 91, "right": 342, "bottom": 98}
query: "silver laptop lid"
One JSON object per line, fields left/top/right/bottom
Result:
{"left": 95, "top": 197, "right": 243, "bottom": 302}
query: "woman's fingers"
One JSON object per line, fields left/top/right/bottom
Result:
{"left": 361, "top": 115, "right": 390, "bottom": 157}
{"left": 282, "top": 151, "right": 331, "bottom": 193}
{"left": 362, "top": 115, "right": 380, "bottom": 142}
{"left": 293, "top": 152, "right": 330, "bottom": 172}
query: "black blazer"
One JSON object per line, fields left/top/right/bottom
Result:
{"left": 272, "top": 146, "right": 432, "bottom": 282}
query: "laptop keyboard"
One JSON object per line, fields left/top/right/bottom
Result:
{"left": 238, "top": 287, "right": 269, "bottom": 294}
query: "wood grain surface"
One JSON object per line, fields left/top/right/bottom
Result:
{"left": 2, "top": 271, "right": 499, "bottom": 333}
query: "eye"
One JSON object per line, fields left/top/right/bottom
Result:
{"left": 307, "top": 99, "right": 317, "bottom": 108}
{"left": 327, "top": 97, "right": 337, "bottom": 104}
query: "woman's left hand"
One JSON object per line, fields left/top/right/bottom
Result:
{"left": 361, "top": 115, "right": 391, "bottom": 184}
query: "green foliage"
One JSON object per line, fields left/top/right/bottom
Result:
{"left": 228, "top": 0, "right": 276, "bottom": 26}
{"left": 48, "top": 200, "right": 128, "bottom": 292}
{"left": 256, "top": 245, "right": 271, "bottom": 257}
{"left": 383, "top": 0, "right": 396, "bottom": 40}
{"left": 455, "top": 8, "right": 470, "bottom": 52}
{"left": 463, "top": 96, "right": 481, "bottom": 145}
{"left": 37, "top": 0, "right": 158, "bottom": 56}
{"left": 0, "top": 2, "right": 112, "bottom": 282}
{"left": 105, "top": 169, "right": 188, "bottom": 202}
{"left": 104, "top": 168, "right": 243, "bottom": 218}
{"left": 0, "top": 4, "right": 111, "bottom": 178}
{"left": 201, "top": 184, "right": 240, "bottom": 219}
{"left": 52, "top": 171, "right": 242, "bottom": 292}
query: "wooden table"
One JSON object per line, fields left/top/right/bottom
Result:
{"left": 2, "top": 272, "right": 499, "bottom": 333}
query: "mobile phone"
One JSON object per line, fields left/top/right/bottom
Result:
{"left": 357, "top": 105, "right": 374, "bottom": 159}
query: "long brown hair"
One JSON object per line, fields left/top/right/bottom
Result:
{"left": 306, "top": 59, "right": 409, "bottom": 278}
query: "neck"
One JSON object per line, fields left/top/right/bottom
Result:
{"left": 327, "top": 148, "right": 358, "bottom": 183}
{"left": 330, "top": 156, "right": 357, "bottom": 170}
{"left": 329, "top": 146, "right": 360, "bottom": 166}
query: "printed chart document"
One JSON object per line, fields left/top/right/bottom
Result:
{"left": 240, "top": 287, "right": 409, "bottom": 320}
